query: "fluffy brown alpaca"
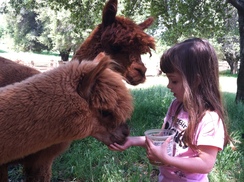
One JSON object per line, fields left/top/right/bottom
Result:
{"left": 0, "top": 53, "right": 133, "bottom": 180}
{"left": 0, "top": 56, "right": 40, "bottom": 87}
{"left": 73, "top": 0, "right": 155, "bottom": 85}
{"left": 0, "top": 0, "right": 155, "bottom": 180}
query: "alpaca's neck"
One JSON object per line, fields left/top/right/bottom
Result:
{"left": 73, "top": 27, "right": 103, "bottom": 61}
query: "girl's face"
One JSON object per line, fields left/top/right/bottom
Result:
{"left": 166, "top": 72, "right": 184, "bottom": 102}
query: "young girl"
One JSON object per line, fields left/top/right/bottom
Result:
{"left": 109, "top": 38, "right": 230, "bottom": 182}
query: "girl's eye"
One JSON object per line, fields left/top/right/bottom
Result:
{"left": 169, "top": 80, "right": 178, "bottom": 84}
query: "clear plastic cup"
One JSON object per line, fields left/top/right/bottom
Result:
{"left": 145, "top": 129, "right": 175, "bottom": 166}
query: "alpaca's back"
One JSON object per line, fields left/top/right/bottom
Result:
{"left": 0, "top": 56, "right": 40, "bottom": 87}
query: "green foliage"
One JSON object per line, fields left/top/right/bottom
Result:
{"left": 1, "top": 2, "right": 53, "bottom": 53}
{"left": 36, "top": 6, "right": 82, "bottom": 54}
{"left": 3, "top": 3, "right": 51, "bottom": 52}
{"left": 151, "top": 0, "right": 230, "bottom": 44}
{"left": 47, "top": 0, "right": 106, "bottom": 34}
{"left": 1, "top": 0, "right": 235, "bottom": 54}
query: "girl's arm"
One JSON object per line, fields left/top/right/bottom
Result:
{"left": 109, "top": 136, "right": 146, "bottom": 151}
{"left": 146, "top": 137, "right": 218, "bottom": 174}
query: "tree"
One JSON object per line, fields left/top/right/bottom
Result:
{"left": 227, "top": 0, "right": 244, "bottom": 103}
{"left": 1, "top": 0, "right": 110, "bottom": 60}
{"left": 36, "top": 6, "right": 82, "bottom": 61}
{"left": 145, "top": 0, "right": 229, "bottom": 45}
{"left": 221, "top": 35, "right": 240, "bottom": 74}
{"left": 3, "top": 1, "right": 51, "bottom": 52}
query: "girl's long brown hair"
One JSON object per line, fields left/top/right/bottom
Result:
{"left": 160, "top": 38, "right": 230, "bottom": 149}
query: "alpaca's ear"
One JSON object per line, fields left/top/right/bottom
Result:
{"left": 77, "top": 53, "right": 111, "bottom": 99}
{"left": 138, "top": 17, "right": 154, "bottom": 30}
{"left": 93, "top": 52, "right": 106, "bottom": 63}
{"left": 102, "top": 0, "right": 117, "bottom": 27}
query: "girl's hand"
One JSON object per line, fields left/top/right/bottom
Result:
{"left": 108, "top": 136, "right": 146, "bottom": 152}
{"left": 108, "top": 137, "right": 132, "bottom": 151}
{"left": 145, "top": 136, "right": 172, "bottom": 165}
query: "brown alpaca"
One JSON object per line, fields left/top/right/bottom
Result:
{"left": 0, "top": 0, "right": 154, "bottom": 180}
{"left": 0, "top": 56, "right": 40, "bottom": 87}
{"left": 0, "top": 53, "right": 133, "bottom": 179}
{"left": 73, "top": 0, "right": 155, "bottom": 85}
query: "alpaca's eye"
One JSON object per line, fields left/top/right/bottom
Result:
{"left": 111, "top": 45, "right": 122, "bottom": 52}
{"left": 100, "top": 110, "right": 112, "bottom": 118}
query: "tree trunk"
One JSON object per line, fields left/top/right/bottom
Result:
{"left": 236, "top": 9, "right": 244, "bottom": 103}
{"left": 59, "top": 48, "right": 71, "bottom": 62}
{"left": 233, "top": 61, "right": 239, "bottom": 74}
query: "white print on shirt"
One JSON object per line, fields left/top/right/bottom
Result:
{"left": 164, "top": 116, "right": 188, "bottom": 149}
{"left": 164, "top": 116, "right": 189, "bottom": 179}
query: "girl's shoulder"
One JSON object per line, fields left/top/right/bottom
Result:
{"left": 198, "top": 111, "right": 223, "bottom": 130}
{"left": 196, "top": 111, "right": 225, "bottom": 150}
{"left": 202, "top": 111, "right": 221, "bottom": 122}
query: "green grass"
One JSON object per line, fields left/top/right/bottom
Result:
{"left": 7, "top": 74, "right": 244, "bottom": 182}
{"left": 219, "top": 70, "right": 238, "bottom": 78}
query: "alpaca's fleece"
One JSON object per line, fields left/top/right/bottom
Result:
{"left": 73, "top": 0, "right": 155, "bottom": 85}
{"left": 0, "top": 56, "right": 40, "bottom": 87}
{"left": 0, "top": 53, "right": 133, "bottom": 165}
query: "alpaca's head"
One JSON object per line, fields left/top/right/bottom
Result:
{"left": 73, "top": 0, "right": 155, "bottom": 86}
{"left": 77, "top": 53, "right": 134, "bottom": 145}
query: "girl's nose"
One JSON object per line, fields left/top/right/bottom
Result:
{"left": 167, "top": 83, "right": 171, "bottom": 89}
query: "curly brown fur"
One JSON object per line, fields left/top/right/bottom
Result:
{"left": 73, "top": 0, "right": 155, "bottom": 85}
{"left": 0, "top": 53, "right": 133, "bottom": 178}
{"left": 0, "top": 56, "right": 40, "bottom": 87}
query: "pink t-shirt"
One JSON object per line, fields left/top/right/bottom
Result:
{"left": 158, "top": 99, "right": 225, "bottom": 182}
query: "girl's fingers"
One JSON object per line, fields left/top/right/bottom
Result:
{"left": 166, "top": 136, "right": 172, "bottom": 142}
{"left": 145, "top": 136, "right": 153, "bottom": 147}
{"left": 108, "top": 143, "right": 123, "bottom": 151}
